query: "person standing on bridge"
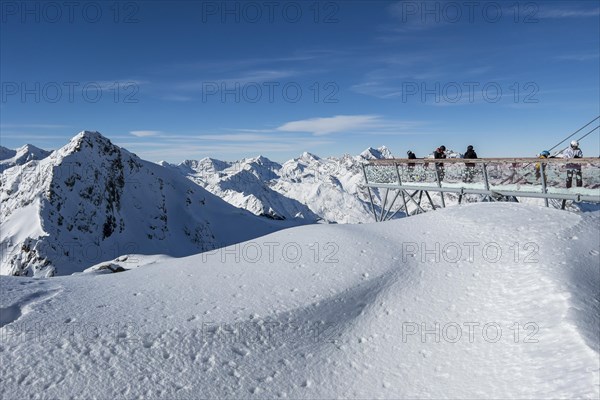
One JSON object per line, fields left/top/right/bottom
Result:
{"left": 433, "top": 145, "right": 446, "bottom": 181}
{"left": 463, "top": 145, "right": 478, "bottom": 182}
{"left": 406, "top": 150, "right": 417, "bottom": 181}
{"left": 535, "top": 150, "right": 550, "bottom": 182}
{"left": 562, "top": 140, "right": 583, "bottom": 188}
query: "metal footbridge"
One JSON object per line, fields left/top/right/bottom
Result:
{"left": 362, "top": 157, "right": 600, "bottom": 221}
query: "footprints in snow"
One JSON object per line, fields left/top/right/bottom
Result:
{"left": 0, "top": 289, "right": 61, "bottom": 328}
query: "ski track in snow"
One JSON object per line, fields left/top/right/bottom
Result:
{"left": 0, "top": 203, "right": 598, "bottom": 398}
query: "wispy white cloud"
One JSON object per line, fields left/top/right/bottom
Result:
{"left": 91, "top": 79, "right": 148, "bottom": 91}
{"left": 351, "top": 81, "right": 405, "bottom": 99}
{"left": 0, "top": 134, "right": 67, "bottom": 141}
{"left": 350, "top": 55, "right": 460, "bottom": 99}
{"left": 175, "top": 69, "right": 298, "bottom": 92}
{"left": 160, "top": 94, "right": 194, "bottom": 102}
{"left": 160, "top": 50, "right": 346, "bottom": 74}
{"left": 382, "top": 0, "right": 469, "bottom": 36}
{"left": 539, "top": 7, "right": 600, "bottom": 18}
{"left": 275, "top": 115, "right": 426, "bottom": 136}
{"left": 277, "top": 115, "right": 381, "bottom": 136}
{"left": 0, "top": 124, "right": 70, "bottom": 130}
{"left": 125, "top": 132, "right": 279, "bottom": 142}
{"left": 555, "top": 53, "right": 600, "bottom": 62}
{"left": 192, "top": 134, "right": 277, "bottom": 142}
{"left": 231, "top": 128, "right": 277, "bottom": 134}
{"left": 130, "top": 130, "right": 161, "bottom": 137}
{"left": 465, "top": 66, "right": 493, "bottom": 75}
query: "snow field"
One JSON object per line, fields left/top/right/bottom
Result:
{"left": 0, "top": 203, "right": 598, "bottom": 398}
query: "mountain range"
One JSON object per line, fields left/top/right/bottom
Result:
{"left": 0, "top": 132, "right": 294, "bottom": 277}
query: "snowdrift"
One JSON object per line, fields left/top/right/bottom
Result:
{"left": 0, "top": 203, "right": 598, "bottom": 398}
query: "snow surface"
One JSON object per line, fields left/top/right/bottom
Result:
{"left": 1, "top": 203, "right": 598, "bottom": 398}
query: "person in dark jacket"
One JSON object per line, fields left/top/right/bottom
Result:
{"left": 433, "top": 146, "right": 446, "bottom": 160}
{"left": 463, "top": 145, "right": 478, "bottom": 182}
{"left": 406, "top": 150, "right": 417, "bottom": 179}
{"left": 464, "top": 145, "right": 477, "bottom": 160}
{"left": 433, "top": 145, "right": 446, "bottom": 180}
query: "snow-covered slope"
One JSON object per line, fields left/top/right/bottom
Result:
{"left": 0, "top": 144, "right": 51, "bottom": 172}
{"left": 166, "top": 147, "right": 392, "bottom": 224}
{"left": 0, "top": 146, "right": 17, "bottom": 160}
{"left": 1, "top": 203, "right": 598, "bottom": 398}
{"left": 0, "top": 131, "right": 289, "bottom": 277}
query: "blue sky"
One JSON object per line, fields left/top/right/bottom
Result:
{"left": 1, "top": 0, "right": 599, "bottom": 162}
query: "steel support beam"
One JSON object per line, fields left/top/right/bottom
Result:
{"left": 435, "top": 166, "right": 446, "bottom": 208}
{"left": 379, "top": 188, "right": 389, "bottom": 222}
{"left": 540, "top": 163, "right": 549, "bottom": 207}
{"left": 362, "top": 164, "right": 379, "bottom": 221}
{"left": 363, "top": 183, "right": 600, "bottom": 203}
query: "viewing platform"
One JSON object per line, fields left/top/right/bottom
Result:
{"left": 362, "top": 157, "right": 600, "bottom": 221}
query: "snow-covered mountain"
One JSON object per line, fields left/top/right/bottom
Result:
{"left": 0, "top": 146, "right": 16, "bottom": 160}
{"left": 163, "top": 155, "right": 320, "bottom": 221}
{"left": 0, "top": 131, "right": 289, "bottom": 277}
{"left": 359, "top": 145, "right": 393, "bottom": 160}
{"left": 163, "top": 146, "right": 393, "bottom": 224}
{"left": 0, "top": 144, "right": 51, "bottom": 172}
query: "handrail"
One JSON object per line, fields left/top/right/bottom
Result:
{"left": 365, "top": 157, "right": 600, "bottom": 165}
{"left": 362, "top": 182, "right": 600, "bottom": 203}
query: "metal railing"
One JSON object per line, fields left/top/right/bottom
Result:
{"left": 362, "top": 158, "right": 600, "bottom": 221}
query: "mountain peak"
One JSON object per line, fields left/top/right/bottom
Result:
{"left": 244, "top": 155, "right": 281, "bottom": 169}
{"left": 252, "top": 155, "right": 269, "bottom": 163}
{"left": 71, "top": 130, "right": 108, "bottom": 145}
{"left": 360, "top": 146, "right": 393, "bottom": 160}
{"left": 299, "top": 151, "right": 320, "bottom": 162}
{"left": 58, "top": 131, "right": 126, "bottom": 160}
{"left": 17, "top": 143, "right": 49, "bottom": 155}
